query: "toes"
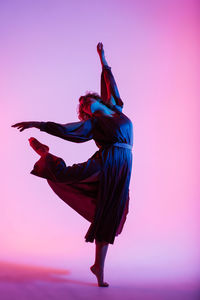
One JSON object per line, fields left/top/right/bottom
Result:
{"left": 29, "top": 137, "right": 37, "bottom": 145}
{"left": 99, "top": 282, "right": 109, "bottom": 287}
{"left": 90, "top": 265, "right": 109, "bottom": 287}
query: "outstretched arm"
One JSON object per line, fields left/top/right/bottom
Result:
{"left": 39, "top": 120, "right": 93, "bottom": 142}
{"left": 97, "top": 42, "right": 123, "bottom": 109}
{"left": 11, "top": 119, "right": 94, "bottom": 143}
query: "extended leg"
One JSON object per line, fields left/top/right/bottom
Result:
{"left": 90, "top": 239, "right": 109, "bottom": 287}
{"left": 29, "top": 137, "right": 101, "bottom": 183}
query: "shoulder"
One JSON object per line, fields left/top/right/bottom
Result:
{"left": 110, "top": 104, "right": 123, "bottom": 113}
{"left": 105, "top": 100, "right": 124, "bottom": 113}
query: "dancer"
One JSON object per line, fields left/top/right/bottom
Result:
{"left": 12, "top": 42, "right": 133, "bottom": 287}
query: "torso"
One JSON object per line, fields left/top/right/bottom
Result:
{"left": 91, "top": 105, "right": 133, "bottom": 149}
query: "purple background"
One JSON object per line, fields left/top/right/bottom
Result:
{"left": 0, "top": 0, "right": 199, "bottom": 298}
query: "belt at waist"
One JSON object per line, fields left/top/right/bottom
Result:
{"left": 112, "top": 142, "right": 133, "bottom": 150}
{"left": 99, "top": 142, "right": 133, "bottom": 150}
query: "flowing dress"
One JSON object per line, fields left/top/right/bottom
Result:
{"left": 30, "top": 65, "right": 134, "bottom": 244}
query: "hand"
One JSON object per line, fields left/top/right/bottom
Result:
{"left": 11, "top": 121, "right": 39, "bottom": 132}
{"left": 97, "top": 42, "right": 104, "bottom": 57}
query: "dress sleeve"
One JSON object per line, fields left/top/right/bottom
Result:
{"left": 40, "top": 118, "right": 94, "bottom": 143}
{"left": 100, "top": 65, "right": 124, "bottom": 110}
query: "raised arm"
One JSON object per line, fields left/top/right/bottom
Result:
{"left": 97, "top": 42, "right": 109, "bottom": 69}
{"left": 12, "top": 119, "right": 94, "bottom": 143}
{"left": 97, "top": 42, "right": 124, "bottom": 109}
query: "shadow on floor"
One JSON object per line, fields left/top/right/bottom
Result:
{"left": 0, "top": 260, "right": 96, "bottom": 287}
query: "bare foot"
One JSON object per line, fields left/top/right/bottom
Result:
{"left": 90, "top": 264, "right": 109, "bottom": 287}
{"left": 29, "top": 137, "right": 49, "bottom": 156}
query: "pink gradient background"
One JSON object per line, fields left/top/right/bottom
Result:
{"left": 0, "top": 0, "right": 199, "bottom": 294}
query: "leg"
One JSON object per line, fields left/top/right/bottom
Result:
{"left": 90, "top": 239, "right": 109, "bottom": 287}
{"left": 29, "top": 137, "right": 101, "bottom": 183}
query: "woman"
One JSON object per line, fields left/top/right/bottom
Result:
{"left": 12, "top": 42, "right": 133, "bottom": 287}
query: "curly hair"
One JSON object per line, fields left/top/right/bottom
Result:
{"left": 77, "top": 92, "right": 102, "bottom": 121}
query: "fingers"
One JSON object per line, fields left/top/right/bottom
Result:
{"left": 11, "top": 122, "right": 23, "bottom": 127}
{"left": 11, "top": 122, "right": 28, "bottom": 132}
{"left": 12, "top": 123, "right": 23, "bottom": 129}
{"left": 19, "top": 125, "right": 26, "bottom": 131}
{"left": 97, "top": 42, "right": 103, "bottom": 50}
{"left": 17, "top": 126, "right": 25, "bottom": 131}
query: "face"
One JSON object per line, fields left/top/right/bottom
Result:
{"left": 81, "top": 97, "right": 100, "bottom": 115}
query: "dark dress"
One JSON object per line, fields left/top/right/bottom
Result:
{"left": 30, "top": 66, "right": 134, "bottom": 244}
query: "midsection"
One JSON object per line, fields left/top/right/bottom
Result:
{"left": 93, "top": 113, "right": 133, "bottom": 147}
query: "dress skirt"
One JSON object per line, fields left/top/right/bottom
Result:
{"left": 30, "top": 145, "right": 131, "bottom": 244}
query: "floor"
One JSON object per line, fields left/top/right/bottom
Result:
{"left": 0, "top": 260, "right": 199, "bottom": 300}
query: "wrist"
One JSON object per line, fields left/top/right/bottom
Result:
{"left": 39, "top": 122, "right": 46, "bottom": 131}
{"left": 101, "top": 57, "right": 109, "bottom": 68}
{"left": 99, "top": 51, "right": 105, "bottom": 59}
{"left": 33, "top": 121, "right": 41, "bottom": 129}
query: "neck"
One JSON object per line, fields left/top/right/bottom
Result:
{"left": 93, "top": 108, "right": 116, "bottom": 117}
